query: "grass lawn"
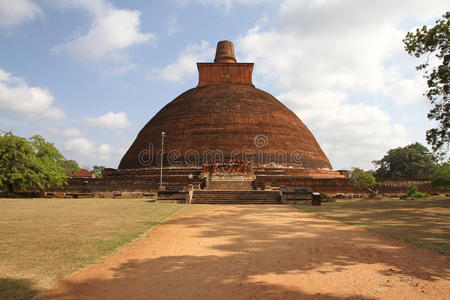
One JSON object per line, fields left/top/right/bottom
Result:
{"left": 293, "top": 196, "right": 450, "bottom": 256}
{"left": 0, "top": 198, "right": 214, "bottom": 299}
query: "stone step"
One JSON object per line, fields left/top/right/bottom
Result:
{"left": 194, "top": 191, "right": 279, "bottom": 194}
{"left": 193, "top": 201, "right": 280, "bottom": 204}
{"left": 193, "top": 194, "right": 279, "bottom": 199}
{"left": 206, "top": 181, "right": 253, "bottom": 191}
{"left": 193, "top": 197, "right": 279, "bottom": 201}
{"left": 194, "top": 197, "right": 279, "bottom": 199}
{"left": 194, "top": 191, "right": 279, "bottom": 195}
{"left": 194, "top": 195, "right": 280, "bottom": 201}
{"left": 192, "top": 190, "right": 281, "bottom": 204}
{"left": 193, "top": 196, "right": 279, "bottom": 200}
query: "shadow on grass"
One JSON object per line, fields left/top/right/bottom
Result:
{"left": 0, "top": 278, "right": 41, "bottom": 300}
{"left": 295, "top": 198, "right": 450, "bottom": 255}
{"left": 43, "top": 205, "right": 449, "bottom": 299}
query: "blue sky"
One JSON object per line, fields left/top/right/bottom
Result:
{"left": 0, "top": 0, "right": 448, "bottom": 170}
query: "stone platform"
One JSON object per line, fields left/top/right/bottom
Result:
{"left": 47, "top": 165, "right": 440, "bottom": 199}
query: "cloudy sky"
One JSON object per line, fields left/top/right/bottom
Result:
{"left": 0, "top": 0, "right": 448, "bottom": 170}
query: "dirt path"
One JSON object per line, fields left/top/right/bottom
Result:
{"left": 42, "top": 205, "right": 449, "bottom": 299}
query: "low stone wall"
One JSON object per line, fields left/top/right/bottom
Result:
{"left": 46, "top": 167, "right": 449, "bottom": 196}
{"left": 49, "top": 175, "right": 201, "bottom": 193}
{"left": 375, "top": 179, "right": 446, "bottom": 193}
{"left": 255, "top": 177, "right": 363, "bottom": 193}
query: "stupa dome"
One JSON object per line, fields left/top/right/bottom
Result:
{"left": 118, "top": 41, "right": 332, "bottom": 170}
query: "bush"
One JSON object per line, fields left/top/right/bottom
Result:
{"left": 399, "top": 186, "right": 430, "bottom": 199}
{"left": 431, "top": 164, "right": 450, "bottom": 189}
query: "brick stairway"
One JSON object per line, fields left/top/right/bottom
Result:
{"left": 192, "top": 190, "right": 281, "bottom": 204}
{"left": 206, "top": 181, "right": 253, "bottom": 190}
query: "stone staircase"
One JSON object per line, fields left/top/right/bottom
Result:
{"left": 206, "top": 181, "right": 253, "bottom": 190}
{"left": 192, "top": 190, "right": 281, "bottom": 204}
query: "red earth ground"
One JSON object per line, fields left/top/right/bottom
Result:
{"left": 42, "top": 205, "right": 450, "bottom": 299}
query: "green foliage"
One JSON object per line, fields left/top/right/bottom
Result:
{"left": 373, "top": 142, "right": 438, "bottom": 179}
{"left": 403, "top": 12, "right": 449, "bottom": 161}
{"left": 349, "top": 167, "right": 377, "bottom": 192}
{"left": 90, "top": 165, "right": 105, "bottom": 178}
{"left": 0, "top": 132, "right": 67, "bottom": 193}
{"left": 431, "top": 163, "right": 450, "bottom": 189}
{"left": 29, "top": 135, "right": 66, "bottom": 188}
{"left": 0, "top": 132, "right": 41, "bottom": 193}
{"left": 399, "top": 185, "right": 430, "bottom": 199}
{"left": 59, "top": 159, "right": 81, "bottom": 175}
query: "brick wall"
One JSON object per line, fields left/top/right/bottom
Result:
{"left": 47, "top": 168, "right": 449, "bottom": 194}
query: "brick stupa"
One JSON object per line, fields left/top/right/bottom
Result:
{"left": 119, "top": 41, "right": 339, "bottom": 176}
{"left": 58, "top": 41, "right": 346, "bottom": 195}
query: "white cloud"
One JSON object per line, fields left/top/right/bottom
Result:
{"left": 153, "top": 40, "right": 214, "bottom": 82}
{"left": 172, "top": 0, "right": 272, "bottom": 10}
{"left": 63, "top": 136, "right": 125, "bottom": 164}
{"left": 52, "top": 0, "right": 153, "bottom": 74}
{"left": 0, "top": 0, "right": 42, "bottom": 28}
{"left": 279, "top": 91, "right": 409, "bottom": 170}
{"left": 64, "top": 137, "right": 95, "bottom": 155}
{"left": 62, "top": 128, "right": 83, "bottom": 138}
{"left": 0, "top": 68, "right": 65, "bottom": 119}
{"left": 49, "top": 127, "right": 83, "bottom": 138}
{"left": 85, "top": 112, "right": 130, "bottom": 129}
{"left": 235, "top": 0, "right": 448, "bottom": 169}
{"left": 383, "top": 65, "right": 427, "bottom": 107}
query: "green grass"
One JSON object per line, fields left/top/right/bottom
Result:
{"left": 293, "top": 196, "right": 450, "bottom": 255}
{"left": 0, "top": 198, "right": 215, "bottom": 299}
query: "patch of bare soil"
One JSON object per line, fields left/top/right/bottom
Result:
{"left": 42, "top": 205, "right": 450, "bottom": 299}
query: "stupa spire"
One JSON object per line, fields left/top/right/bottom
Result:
{"left": 214, "top": 40, "right": 236, "bottom": 63}
{"left": 196, "top": 40, "right": 253, "bottom": 86}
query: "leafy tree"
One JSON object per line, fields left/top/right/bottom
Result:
{"left": 59, "top": 159, "right": 81, "bottom": 175}
{"left": 431, "top": 163, "right": 450, "bottom": 189}
{"left": 90, "top": 165, "right": 105, "bottom": 178}
{"left": 29, "top": 135, "right": 66, "bottom": 187}
{"left": 0, "top": 132, "right": 66, "bottom": 193}
{"left": 403, "top": 12, "right": 449, "bottom": 161}
{"left": 349, "top": 167, "right": 377, "bottom": 193}
{"left": 373, "top": 142, "right": 438, "bottom": 179}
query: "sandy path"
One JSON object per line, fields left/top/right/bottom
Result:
{"left": 42, "top": 205, "right": 449, "bottom": 299}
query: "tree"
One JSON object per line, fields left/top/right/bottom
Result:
{"left": 349, "top": 168, "right": 377, "bottom": 193}
{"left": 90, "top": 165, "right": 105, "bottom": 178}
{"left": 373, "top": 142, "right": 438, "bottom": 179}
{"left": 403, "top": 12, "right": 449, "bottom": 161}
{"left": 431, "top": 163, "right": 450, "bottom": 189}
{"left": 59, "top": 159, "right": 81, "bottom": 175}
{"left": 0, "top": 132, "right": 66, "bottom": 193}
{"left": 29, "top": 135, "right": 66, "bottom": 188}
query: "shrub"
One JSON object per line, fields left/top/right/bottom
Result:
{"left": 400, "top": 186, "right": 430, "bottom": 199}
{"left": 431, "top": 164, "right": 450, "bottom": 189}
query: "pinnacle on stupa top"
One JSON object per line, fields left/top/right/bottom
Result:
{"left": 214, "top": 40, "right": 237, "bottom": 63}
